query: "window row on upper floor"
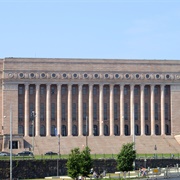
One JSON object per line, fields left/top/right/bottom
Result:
{"left": 18, "top": 85, "right": 170, "bottom": 96}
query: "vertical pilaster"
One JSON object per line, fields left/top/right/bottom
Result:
{"left": 89, "top": 84, "right": 93, "bottom": 136}
{"left": 68, "top": 84, "right": 72, "bottom": 136}
{"left": 99, "top": 84, "right": 104, "bottom": 136}
{"left": 151, "top": 85, "right": 155, "bottom": 135}
{"left": 24, "top": 83, "right": 29, "bottom": 136}
{"left": 46, "top": 84, "right": 51, "bottom": 136}
{"left": 140, "top": 84, "right": 145, "bottom": 135}
{"left": 110, "top": 84, "right": 114, "bottom": 136}
{"left": 78, "top": 84, "right": 83, "bottom": 136}
{"left": 120, "top": 84, "right": 124, "bottom": 136}
{"left": 57, "top": 84, "right": 61, "bottom": 136}
{"left": 35, "top": 84, "right": 40, "bottom": 136}
{"left": 161, "top": 84, "right": 165, "bottom": 135}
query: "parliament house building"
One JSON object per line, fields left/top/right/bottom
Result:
{"left": 0, "top": 57, "right": 180, "bottom": 154}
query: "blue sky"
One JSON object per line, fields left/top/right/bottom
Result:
{"left": 0, "top": 0, "right": 180, "bottom": 60}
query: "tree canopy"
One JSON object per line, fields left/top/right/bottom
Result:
{"left": 117, "top": 143, "right": 136, "bottom": 172}
{"left": 66, "top": 146, "right": 92, "bottom": 179}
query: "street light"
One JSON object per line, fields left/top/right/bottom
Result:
{"left": 86, "top": 116, "right": 88, "bottom": 147}
{"left": 154, "top": 145, "right": 157, "bottom": 159}
{"left": 57, "top": 134, "right": 60, "bottom": 177}
{"left": 31, "top": 111, "right": 36, "bottom": 153}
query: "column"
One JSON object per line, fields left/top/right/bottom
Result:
{"left": 151, "top": 85, "right": 155, "bottom": 135}
{"left": 130, "top": 84, "right": 134, "bottom": 136}
{"left": 57, "top": 84, "right": 62, "bottom": 136}
{"left": 89, "top": 84, "right": 93, "bottom": 136}
{"left": 24, "top": 83, "right": 29, "bottom": 136}
{"left": 120, "top": 84, "right": 124, "bottom": 136}
{"left": 46, "top": 84, "right": 51, "bottom": 136}
{"left": 78, "top": 84, "right": 83, "bottom": 136}
{"left": 35, "top": 84, "right": 40, "bottom": 136}
{"left": 110, "top": 84, "right": 114, "bottom": 136}
{"left": 140, "top": 84, "right": 145, "bottom": 135}
{"left": 161, "top": 84, "right": 165, "bottom": 135}
{"left": 68, "top": 84, "right": 72, "bottom": 136}
{"left": 99, "top": 84, "right": 104, "bottom": 136}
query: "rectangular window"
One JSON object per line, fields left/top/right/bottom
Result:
{"left": 51, "top": 86, "right": 55, "bottom": 94}
{"left": 61, "top": 87, "right": 66, "bottom": 95}
{"left": 40, "top": 103, "right": 44, "bottom": 121}
{"left": 40, "top": 86, "right": 45, "bottom": 95}
{"left": 114, "top": 87, "right": 118, "bottom": 95}
{"left": 155, "top": 103, "right": 158, "bottom": 120}
{"left": 134, "top": 103, "right": 138, "bottom": 120}
{"left": 145, "top": 103, "right": 148, "bottom": 120}
{"left": 72, "top": 103, "right": 76, "bottom": 120}
{"left": 83, "top": 87, "right": 87, "bottom": 95}
{"left": 103, "top": 87, "right": 107, "bottom": 95}
{"left": 72, "top": 87, "right": 76, "bottom": 95}
{"left": 83, "top": 103, "right": 87, "bottom": 120}
{"left": 104, "top": 103, "right": 107, "bottom": 120}
{"left": 124, "top": 87, "right": 128, "bottom": 95}
{"left": 29, "top": 103, "right": 34, "bottom": 120}
{"left": 18, "top": 103, "right": 23, "bottom": 121}
{"left": 165, "top": 86, "right": 169, "bottom": 95}
{"left": 18, "top": 86, "right": 24, "bottom": 95}
{"left": 62, "top": 103, "right": 66, "bottom": 120}
{"left": 93, "top": 103, "right": 97, "bottom": 120}
{"left": 93, "top": 87, "right": 97, "bottom": 95}
{"left": 144, "top": 86, "right": 149, "bottom": 95}
{"left": 124, "top": 103, "right": 128, "bottom": 120}
{"left": 134, "top": 87, "right": 139, "bottom": 95}
{"left": 51, "top": 103, "right": 55, "bottom": 120}
{"left": 154, "top": 87, "right": 158, "bottom": 95}
{"left": 114, "top": 103, "right": 118, "bottom": 120}
{"left": 29, "top": 86, "right": 34, "bottom": 95}
{"left": 165, "top": 103, "right": 168, "bottom": 120}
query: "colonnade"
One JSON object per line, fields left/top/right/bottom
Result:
{"left": 23, "top": 83, "right": 168, "bottom": 137}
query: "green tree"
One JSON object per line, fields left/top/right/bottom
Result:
{"left": 67, "top": 146, "right": 92, "bottom": 179}
{"left": 80, "top": 146, "right": 93, "bottom": 177}
{"left": 117, "top": 143, "right": 136, "bottom": 172}
{"left": 66, "top": 148, "right": 82, "bottom": 179}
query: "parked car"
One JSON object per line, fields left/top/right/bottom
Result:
{"left": 44, "top": 151, "right": 58, "bottom": 155}
{"left": 17, "top": 151, "right": 33, "bottom": 156}
{"left": 0, "top": 152, "right": 10, "bottom": 156}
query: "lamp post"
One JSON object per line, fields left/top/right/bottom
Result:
{"left": 86, "top": 116, "right": 88, "bottom": 147}
{"left": 57, "top": 134, "right": 60, "bottom": 177}
{"left": 154, "top": 145, "right": 157, "bottom": 159}
{"left": 31, "top": 111, "right": 36, "bottom": 153}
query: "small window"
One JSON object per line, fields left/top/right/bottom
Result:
{"left": 30, "top": 73, "right": 35, "bottom": 78}
{"left": 62, "top": 73, "right": 67, "bottom": 78}
{"left": 51, "top": 73, "right": 57, "bottom": 78}
{"left": 94, "top": 73, "right": 99, "bottom": 78}
{"left": 105, "top": 74, "right": 109, "bottom": 78}
{"left": 145, "top": 74, "right": 150, "bottom": 79}
{"left": 165, "top": 74, "right": 170, "bottom": 79}
{"left": 73, "top": 73, "right": 78, "bottom": 78}
{"left": 19, "top": 73, "right": 24, "bottom": 78}
{"left": 84, "top": 73, "right": 88, "bottom": 78}
{"left": 115, "top": 73, "right": 119, "bottom": 79}
{"left": 41, "top": 73, "right": 46, "bottom": 78}
{"left": 135, "top": 74, "right": 140, "bottom": 79}
{"left": 156, "top": 74, "right": 160, "bottom": 79}
{"left": 125, "top": 74, "right": 130, "bottom": 79}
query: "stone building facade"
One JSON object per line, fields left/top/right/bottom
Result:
{"left": 0, "top": 57, "right": 180, "bottom": 154}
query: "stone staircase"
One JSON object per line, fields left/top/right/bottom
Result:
{"left": 21, "top": 135, "right": 180, "bottom": 155}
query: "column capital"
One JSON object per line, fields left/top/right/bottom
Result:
{"left": 89, "top": 83, "right": 94, "bottom": 88}
{"left": 24, "top": 83, "right": 29, "bottom": 90}
{"left": 110, "top": 84, "right": 114, "bottom": 88}
{"left": 78, "top": 84, "right": 83, "bottom": 89}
